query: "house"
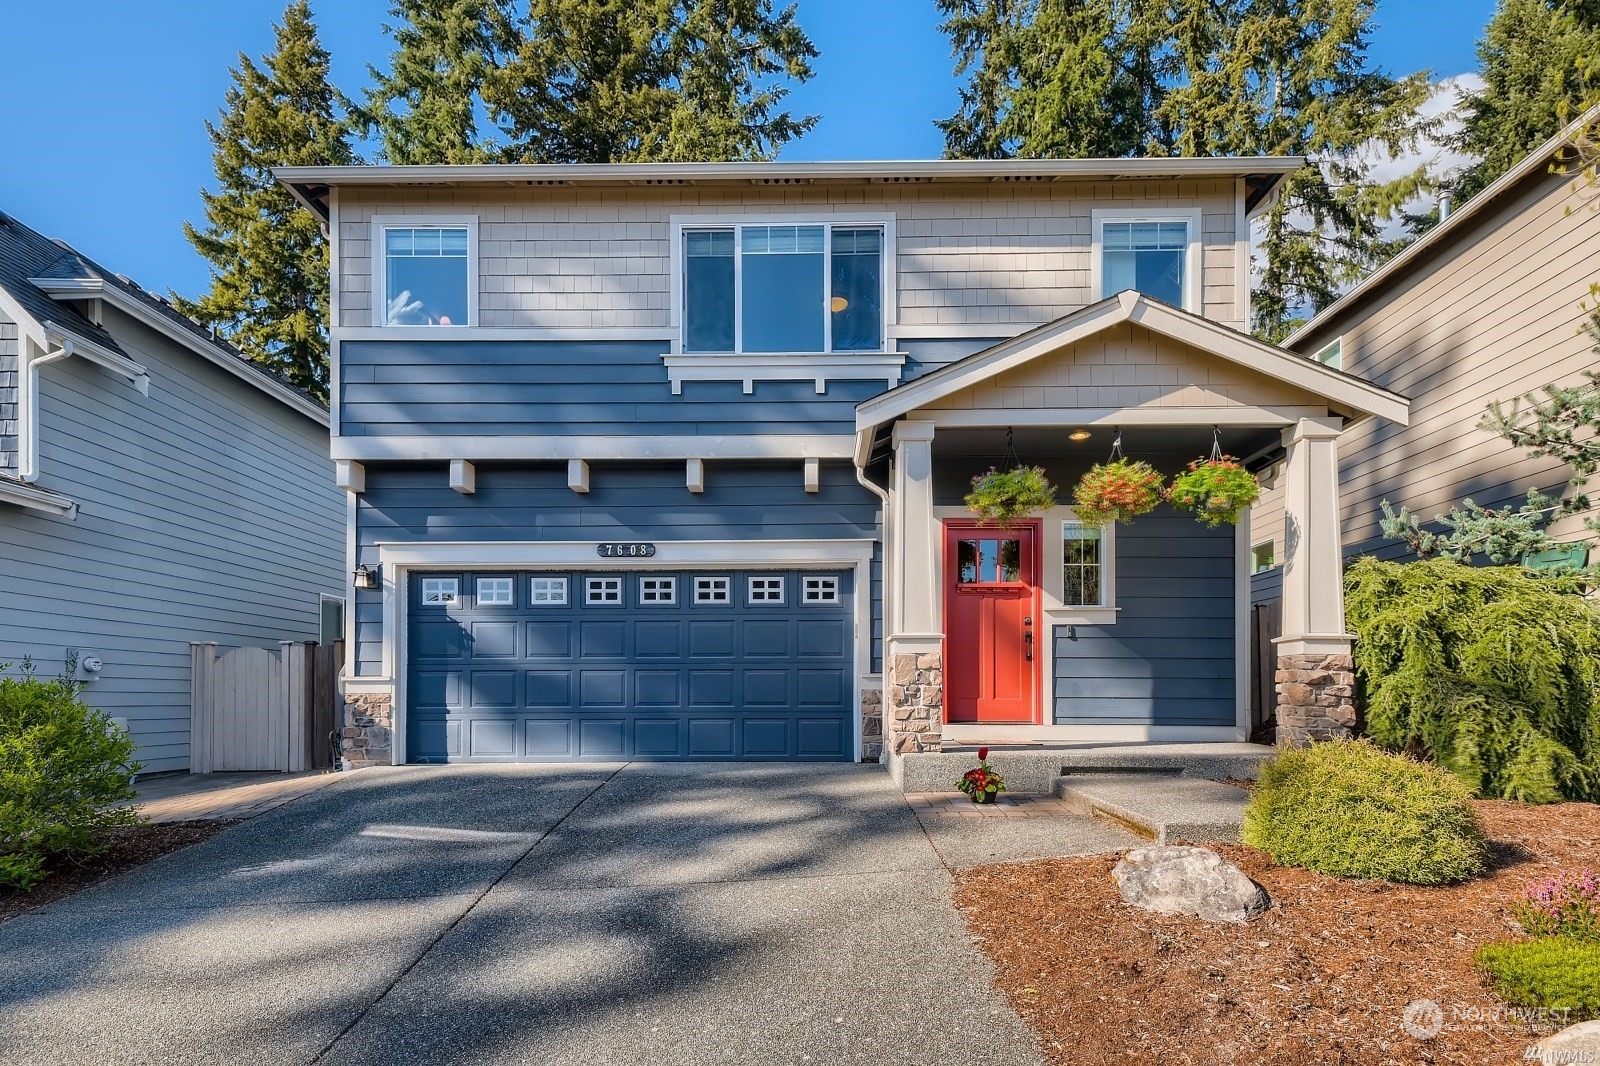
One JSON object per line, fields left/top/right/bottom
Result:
{"left": 275, "top": 158, "right": 1407, "bottom": 777}
{"left": 0, "top": 210, "right": 345, "bottom": 774}
{"left": 1251, "top": 104, "right": 1600, "bottom": 605}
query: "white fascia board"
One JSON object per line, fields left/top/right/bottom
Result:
{"left": 331, "top": 435, "right": 857, "bottom": 461}
{"left": 30, "top": 278, "right": 328, "bottom": 426}
{"left": 0, "top": 478, "right": 78, "bottom": 519}
{"left": 373, "top": 538, "right": 875, "bottom": 569}
{"left": 39, "top": 321, "right": 149, "bottom": 392}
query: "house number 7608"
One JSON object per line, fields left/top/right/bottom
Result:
{"left": 596, "top": 543, "right": 657, "bottom": 558}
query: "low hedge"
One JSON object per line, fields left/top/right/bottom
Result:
{"left": 1474, "top": 938, "right": 1600, "bottom": 1020}
{"left": 1241, "top": 739, "right": 1486, "bottom": 885}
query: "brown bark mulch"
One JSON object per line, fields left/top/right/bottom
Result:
{"left": 954, "top": 801, "right": 1600, "bottom": 1065}
{"left": 0, "top": 820, "right": 235, "bottom": 924}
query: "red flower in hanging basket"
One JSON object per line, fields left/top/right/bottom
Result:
{"left": 1166, "top": 455, "right": 1261, "bottom": 527}
{"left": 1072, "top": 459, "right": 1165, "bottom": 526}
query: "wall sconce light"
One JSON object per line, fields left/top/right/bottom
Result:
{"left": 1068, "top": 429, "right": 1092, "bottom": 442}
{"left": 352, "top": 564, "right": 379, "bottom": 590}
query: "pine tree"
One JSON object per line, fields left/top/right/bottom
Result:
{"left": 362, "top": 0, "right": 521, "bottom": 164}
{"left": 176, "top": 1, "right": 354, "bottom": 401}
{"left": 1452, "top": 0, "right": 1600, "bottom": 204}
{"left": 485, "top": 0, "right": 818, "bottom": 163}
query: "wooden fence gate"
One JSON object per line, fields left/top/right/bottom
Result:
{"left": 190, "top": 641, "right": 343, "bottom": 773}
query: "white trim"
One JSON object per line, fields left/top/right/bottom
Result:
{"left": 449, "top": 459, "right": 476, "bottom": 495}
{"left": 685, "top": 458, "right": 705, "bottom": 494}
{"left": 332, "top": 325, "right": 676, "bottom": 343}
{"left": 332, "top": 434, "right": 857, "bottom": 461}
{"left": 585, "top": 575, "right": 624, "bottom": 604}
{"left": 941, "top": 723, "right": 1247, "bottom": 744}
{"left": 662, "top": 352, "right": 907, "bottom": 395}
{"left": 344, "top": 491, "right": 358, "bottom": 675}
{"left": 370, "top": 538, "right": 876, "bottom": 764}
{"left": 567, "top": 458, "right": 590, "bottom": 493}
{"left": 0, "top": 476, "right": 78, "bottom": 518}
{"left": 747, "top": 574, "right": 787, "bottom": 604}
{"left": 920, "top": 406, "right": 1325, "bottom": 429}
{"left": 1090, "top": 208, "right": 1204, "bottom": 313}
{"left": 334, "top": 459, "right": 365, "bottom": 494}
{"left": 803, "top": 457, "right": 820, "bottom": 494}
{"left": 1235, "top": 509, "right": 1252, "bottom": 741}
{"left": 1047, "top": 509, "right": 1116, "bottom": 613}
{"left": 329, "top": 187, "right": 342, "bottom": 436}
{"left": 474, "top": 575, "right": 515, "bottom": 606}
{"left": 40, "top": 321, "right": 148, "bottom": 389}
{"left": 529, "top": 576, "right": 569, "bottom": 605}
{"left": 1234, "top": 177, "right": 1251, "bottom": 328}
{"left": 320, "top": 592, "right": 347, "bottom": 644}
{"left": 368, "top": 214, "right": 479, "bottom": 329}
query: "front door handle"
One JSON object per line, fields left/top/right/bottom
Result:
{"left": 1024, "top": 628, "right": 1034, "bottom": 662}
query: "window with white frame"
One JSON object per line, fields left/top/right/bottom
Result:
{"left": 420, "top": 577, "right": 460, "bottom": 605}
{"left": 682, "top": 223, "right": 885, "bottom": 354}
{"left": 1095, "top": 213, "right": 1197, "bottom": 309}
{"left": 639, "top": 576, "right": 677, "bottom": 604}
{"left": 1314, "top": 339, "right": 1342, "bottom": 369}
{"left": 530, "top": 577, "right": 569, "bottom": 605}
{"left": 694, "top": 576, "right": 731, "bottom": 604}
{"left": 748, "top": 576, "right": 785, "bottom": 604}
{"left": 802, "top": 576, "right": 840, "bottom": 603}
{"left": 376, "top": 220, "right": 474, "bottom": 326}
{"left": 1251, "top": 542, "right": 1277, "bottom": 574}
{"left": 319, "top": 595, "right": 345, "bottom": 644}
{"left": 585, "top": 577, "right": 623, "bottom": 604}
{"left": 475, "top": 576, "right": 514, "bottom": 606}
{"left": 1062, "top": 522, "right": 1107, "bottom": 607}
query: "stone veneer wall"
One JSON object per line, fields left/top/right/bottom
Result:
{"left": 1275, "top": 653, "right": 1356, "bottom": 745}
{"left": 861, "top": 688, "right": 883, "bottom": 761}
{"left": 342, "top": 692, "right": 394, "bottom": 768}
{"left": 887, "top": 651, "right": 944, "bottom": 754}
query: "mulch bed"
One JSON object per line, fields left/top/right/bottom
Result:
{"left": 0, "top": 820, "right": 235, "bottom": 924}
{"left": 955, "top": 800, "right": 1600, "bottom": 1065}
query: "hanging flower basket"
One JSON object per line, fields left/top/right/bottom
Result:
{"left": 1166, "top": 455, "right": 1261, "bottom": 527}
{"left": 1072, "top": 459, "right": 1165, "bottom": 526}
{"left": 965, "top": 465, "right": 1057, "bottom": 527}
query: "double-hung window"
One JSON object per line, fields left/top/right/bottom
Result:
{"left": 682, "top": 222, "right": 885, "bottom": 354}
{"left": 374, "top": 217, "right": 476, "bottom": 327}
{"left": 1062, "top": 522, "right": 1107, "bottom": 607}
{"left": 1093, "top": 211, "right": 1199, "bottom": 311}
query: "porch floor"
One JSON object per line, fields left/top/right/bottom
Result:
{"left": 894, "top": 741, "right": 1274, "bottom": 794}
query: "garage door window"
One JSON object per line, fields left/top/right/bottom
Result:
{"left": 694, "top": 576, "right": 731, "bottom": 603}
{"left": 586, "top": 577, "right": 622, "bottom": 604}
{"left": 475, "top": 577, "right": 514, "bottom": 606}
{"left": 530, "top": 577, "right": 568, "bottom": 605}
{"left": 748, "top": 576, "right": 785, "bottom": 604}
{"left": 421, "top": 577, "right": 459, "bottom": 605}
{"left": 802, "top": 576, "right": 839, "bottom": 603}
{"left": 640, "top": 576, "right": 677, "bottom": 604}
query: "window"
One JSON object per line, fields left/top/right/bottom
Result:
{"left": 1314, "top": 339, "right": 1342, "bottom": 369}
{"left": 376, "top": 219, "right": 474, "bottom": 326}
{"left": 956, "top": 538, "right": 1022, "bottom": 584}
{"left": 530, "top": 577, "right": 569, "bottom": 605}
{"left": 1060, "top": 523, "right": 1105, "bottom": 606}
{"left": 694, "top": 576, "right": 731, "bottom": 604}
{"left": 420, "top": 577, "right": 459, "bottom": 605}
{"left": 682, "top": 222, "right": 885, "bottom": 354}
{"left": 1251, "top": 542, "right": 1277, "bottom": 574}
{"left": 639, "top": 576, "right": 677, "bottom": 604}
{"left": 585, "top": 577, "right": 622, "bottom": 604}
{"left": 319, "top": 595, "right": 345, "bottom": 644}
{"left": 802, "top": 576, "right": 840, "bottom": 603}
{"left": 1101, "top": 221, "right": 1187, "bottom": 306}
{"left": 748, "top": 576, "right": 785, "bottom": 603}
{"left": 475, "top": 577, "right": 514, "bottom": 606}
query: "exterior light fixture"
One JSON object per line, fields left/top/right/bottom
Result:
{"left": 353, "top": 564, "right": 379, "bottom": 590}
{"left": 1068, "top": 430, "right": 1092, "bottom": 442}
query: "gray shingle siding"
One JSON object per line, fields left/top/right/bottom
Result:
{"left": 0, "top": 306, "right": 343, "bottom": 773}
{"left": 353, "top": 460, "right": 883, "bottom": 676}
{"left": 0, "top": 312, "right": 16, "bottom": 475}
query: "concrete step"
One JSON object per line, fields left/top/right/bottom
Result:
{"left": 1052, "top": 772, "right": 1251, "bottom": 844}
{"left": 894, "top": 742, "right": 1273, "bottom": 794}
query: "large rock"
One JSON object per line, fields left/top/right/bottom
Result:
{"left": 1533, "top": 1021, "right": 1600, "bottom": 1059}
{"left": 1112, "top": 845, "right": 1270, "bottom": 923}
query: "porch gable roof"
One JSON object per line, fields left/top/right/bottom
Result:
{"left": 855, "top": 291, "right": 1410, "bottom": 437}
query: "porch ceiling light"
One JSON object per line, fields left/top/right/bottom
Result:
{"left": 1068, "top": 430, "right": 1092, "bottom": 441}
{"left": 829, "top": 296, "right": 848, "bottom": 312}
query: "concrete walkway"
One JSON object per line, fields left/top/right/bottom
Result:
{"left": 0, "top": 764, "right": 1138, "bottom": 1066}
{"left": 135, "top": 771, "right": 339, "bottom": 823}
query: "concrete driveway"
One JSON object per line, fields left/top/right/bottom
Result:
{"left": 0, "top": 763, "right": 1134, "bottom": 1066}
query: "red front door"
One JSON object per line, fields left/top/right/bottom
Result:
{"left": 944, "top": 521, "right": 1040, "bottom": 723}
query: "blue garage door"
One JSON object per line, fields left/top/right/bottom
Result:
{"left": 406, "top": 569, "right": 854, "bottom": 761}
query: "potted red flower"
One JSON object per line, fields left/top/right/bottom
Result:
{"left": 1072, "top": 459, "right": 1165, "bottom": 526}
{"left": 957, "top": 746, "right": 1007, "bottom": 804}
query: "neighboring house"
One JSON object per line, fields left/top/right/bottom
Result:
{"left": 0, "top": 210, "right": 345, "bottom": 773}
{"left": 1252, "top": 103, "right": 1600, "bottom": 605}
{"left": 277, "top": 158, "right": 1407, "bottom": 776}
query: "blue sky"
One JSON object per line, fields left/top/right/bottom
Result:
{"left": 0, "top": 0, "right": 1495, "bottom": 299}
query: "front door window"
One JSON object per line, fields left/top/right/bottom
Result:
{"left": 956, "top": 538, "right": 1022, "bottom": 584}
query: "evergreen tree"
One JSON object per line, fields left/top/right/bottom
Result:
{"left": 362, "top": 0, "right": 521, "bottom": 164}
{"left": 176, "top": 0, "right": 354, "bottom": 401}
{"left": 485, "top": 0, "right": 818, "bottom": 163}
{"left": 1451, "top": 0, "right": 1600, "bottom": 204}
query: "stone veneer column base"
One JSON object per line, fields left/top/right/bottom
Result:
{"left": 1275, "top": 653, "right": 1357, "bottom": 745}
{"left": 860, "top": 688, "right": 883, "bottom": 761}
{"left": 342, "top": 692, "right": 394, "bottom": 768}
{"left": 887, "top": 651, "right": 944, "bottom": 754}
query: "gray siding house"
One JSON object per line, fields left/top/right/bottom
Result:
{"left": 0, "top": 210, "right": 345, "bottom": 773}
{"left": 278, "top": 159, "right": 1407, "bottom": 777}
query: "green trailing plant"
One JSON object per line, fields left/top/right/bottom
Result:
{"left": 1344, "top": 557, "right": 1600, "bottom": 803}
{"left": 956, "top": 746, "right": 1006, "bottom": 804}
{"left": 1514, "top": 869, "right": 1600, "bottom": 942}
{"left": 1473, "top": 938, "right": 1600, "bottom": 1020}
{"left": 964, "top": 465, "right": 1056, "bottom": 527}
{"left": 0, "top": 660, "right": 142, "bottom": 891}
{"left": 1072, "top": 459, "right": 1164, "bottom": 527}
{"left": 1165, "top": 456, "right": 1261, "bottom": 528}
{"left": 1241, "top": 739, "right": 1487, "bottom": 886}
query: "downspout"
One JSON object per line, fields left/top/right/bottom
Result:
{"left": 855, "top": 440, "right": 893, "bottom": 763}
{"left": 17, "top": 339, "right": 73, "bottom": 483}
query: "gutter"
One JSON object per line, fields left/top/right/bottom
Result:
{"left": 17, "top": 328, "right": 149, "bottom": 484}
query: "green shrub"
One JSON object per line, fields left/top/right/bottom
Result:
{"left": 1241, "top": 738, "right": 1486, "bottom": 885}
{"left": 1344, "top": 557, "right": 1600, "bottom": 803}
{"left": 1474, "top": 938, "right": 1600, "bottom": 1020}
{"left": 0, "top": 662, "right": 141, "bottom": 890}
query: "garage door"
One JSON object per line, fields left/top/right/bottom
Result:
{"left": 406, "top": 569, "right": 854, "bottom": 761}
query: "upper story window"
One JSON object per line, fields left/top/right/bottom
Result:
{"left": 1314, "top": 339, "right": 1342, "bottom": 369}
{"left": 373, "top": 216, "right": 477, "bottom": 327}
{"left": 681, "top": 222, "right": 885, "bottom": 354}
{"left": 1092, "top": 210, "right": 1201, "bottom": 312}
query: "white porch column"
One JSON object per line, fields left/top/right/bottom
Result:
{"left": 885, "top": 420, "right": 945, "bottom": 762}
{"left": 1272, "top": 417, "right": 1357, "bottom": 744}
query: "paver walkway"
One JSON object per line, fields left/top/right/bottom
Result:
{"left": 0, "top": 763, "right": 1139, "bottom": 1066}
{"left": 135, "top": 771, "right": 339, "bottom": 823}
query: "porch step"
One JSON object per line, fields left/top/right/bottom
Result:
{"left": 1052, "top": 773, "right": 1250, "bottom": 844}
{"left": 895, "top": 742, "right": 1274, "bottom": 795}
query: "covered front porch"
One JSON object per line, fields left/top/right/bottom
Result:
{"left": 852, "top": 292, "right": 1408, "bottom": 784}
